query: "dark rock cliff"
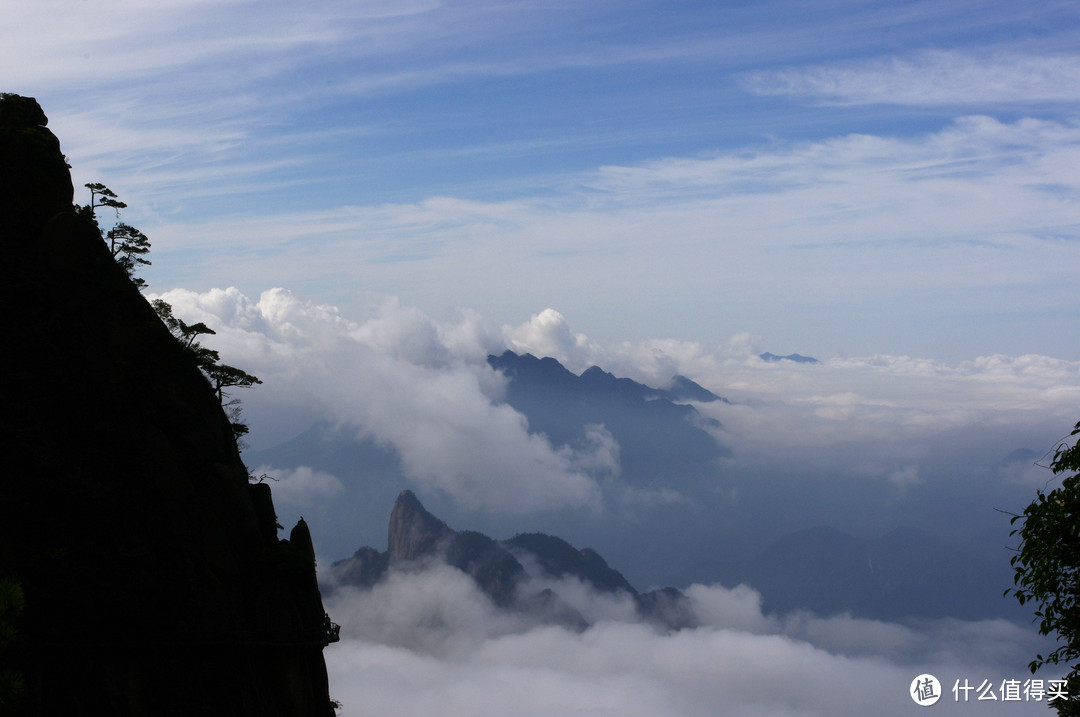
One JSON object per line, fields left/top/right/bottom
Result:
{"left": 0, "top": 95, "right": 336, "bottom": 716}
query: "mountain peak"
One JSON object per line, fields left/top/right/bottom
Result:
{"left": 581, "top": 365, "right": 613, "bottom": 380}
{"left": 388, "top": 489, "right": 453, "bottom": 560}
{"left": 668, "top": 375, "right": 724, "bottom": 403}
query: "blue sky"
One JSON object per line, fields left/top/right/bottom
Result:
{"left": 7, "top": 0, "right": 1080, "bottom": 360}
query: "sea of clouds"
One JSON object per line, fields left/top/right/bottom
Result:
{"left": 154, "top": 286, "right": 1077, "bottom": 714}
{"left": 320, "top": 563, "right": 1058, "bottom": 716}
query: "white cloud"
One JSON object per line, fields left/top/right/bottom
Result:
{"left": 569, "top": 424, "right": 621, "bottom": 478}
{"left": 251, "top": 465, "right": 343, "bottom": 500}
{"left": 504, "top": 309, "right": 597, "bottom": 369}
{"left": 152, "top": 287, "right": 604, "bottom": 513}
{"left": 322, "top": 567, "right": 1056, "bottom": 717}
{"left": 3, "top": 0, "right": 443, "bottom": 92}
{"left": 741, "top": 51, "right": 1080, "bottom": 106}
{"left": 325, "top": 564, "right": 526, "bottom": 657}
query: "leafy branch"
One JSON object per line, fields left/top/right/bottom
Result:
{"left": 1007, "top": 420, "right": 1080, "bottom": 714}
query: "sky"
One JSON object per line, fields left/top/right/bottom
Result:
{"left": 6, "top": 0, "right": 1080, "bottom": 360}
{"left": 8, "top": 2, "right": 1080, "bottom": 714}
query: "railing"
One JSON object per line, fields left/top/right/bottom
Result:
{"left": 323, "top": 613, "right": 341, "bottom": 644}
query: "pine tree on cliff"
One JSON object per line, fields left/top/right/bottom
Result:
{"left": 77, "top": 182, "right": 151, "bottom": 289}
{"left": 150, "top": 299, "right": 262, "bottom": 442}
{"left": 77, "top": 179, "right": 262, "bottom": 444}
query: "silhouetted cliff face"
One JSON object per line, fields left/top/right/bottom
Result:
{"left": 0, "top": 95, "right": 335, "bottom": 717}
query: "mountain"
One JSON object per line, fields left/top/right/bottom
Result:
{"left": 503, "top": 532, "right": 636, "bottom": 594}
{"left": 0, "top": 94, "right": 335, "bottom": 716}
{"left": 759, "top": 352, "right": 820, "bottom": 364}
{"left": 487, "top": 351, "right": 729, "bottom": 487}
{"left": 999, "top": 447, "right": 1038, "bottom": 467}
{"left": 330, "top": 490, "right": 694, "bottom": 629}
{"left": 667, "top": 374, "right": 728, "bottom": 403}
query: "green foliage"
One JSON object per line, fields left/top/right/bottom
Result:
{"left": 78, "top": 182, "right": 150, "bottom": 289}
{"left": 84, "top": 182, "right": 127, "bottom": 217}
{"left": 151, "top": 299, "right": 221, "bottom": 368}
{"left": 206, "top": 363, "right": 263, "bottom": 403}
{"left": 1008, "top": 420, "right": 1080, "bottom": 714}
{"left": 107, "top": 223, "right": 151, "bottom": 289}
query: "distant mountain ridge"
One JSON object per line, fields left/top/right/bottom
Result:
{"left": 330, "top": 490, "right": 695, "bottom": 629}
{"left": 759, "top": 352, "right": 819, "bottom": 364}
{"left": 486, "top": 350, "right": 730, "bottom": 488}
{"left": 489, "top": 350, "right": 726, "bottom": 405}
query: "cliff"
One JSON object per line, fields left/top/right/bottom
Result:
{"left": 0, "top": 95, "right": 336, "bottom": 716}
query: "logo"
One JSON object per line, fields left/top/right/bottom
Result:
{"left": 911, "top": 674, "right": 942, "bottom": 706}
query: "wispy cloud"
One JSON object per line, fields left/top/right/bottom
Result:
{"left": 740, "top": 51, "right": 1080, "bottom": 106}
{"left": 135, "top": 115, "right": 1080, "bottom": 359}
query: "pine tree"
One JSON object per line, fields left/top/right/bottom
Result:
{"left": 78, "top": 183, "right": 151, "bottom": 288}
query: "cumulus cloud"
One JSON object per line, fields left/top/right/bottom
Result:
{"left": 153, "top": 287, "right": 605, "bottom": 513}
{"left": 155, "top": 286, "right": 1079, "bottom": 532}
{"left": 322, "top": 565, "right": 1056, "bottom": 717}
{"left": 504, "top": 309, "right": 598, "bottom": 368}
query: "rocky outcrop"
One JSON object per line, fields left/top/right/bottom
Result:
{"left": 387, "top": 488, "right": 454, "bottom": 560}
{"left": 0, "top": 93, "right": 72, "bottom": 240}
{"left": 350, "top": 490, "right": 525, "bottom": 606}
{"left": 330, "top": 490, "right": 694, "bottom": 628}
{"left": 0, "top": 95, "right": 335, "bottom": 716}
